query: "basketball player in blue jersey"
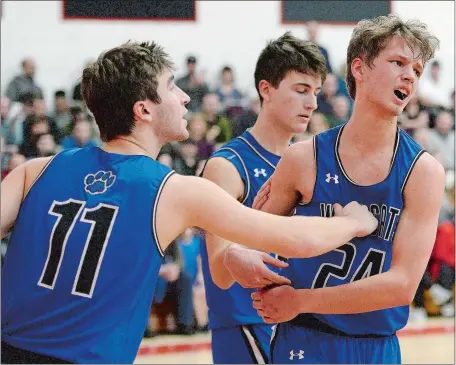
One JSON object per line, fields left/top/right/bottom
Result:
{"left": 250, "top": 15, "right": 445, "bottom": 363}
{"left": 201, "top": 32, "right": 358, "bottom": 364}
{"left": 0, "top": 41, "right": 378, "bottom": 364}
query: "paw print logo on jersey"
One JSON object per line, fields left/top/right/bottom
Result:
{"left": 84, "top": 171, "right": 116, "bottom": 195}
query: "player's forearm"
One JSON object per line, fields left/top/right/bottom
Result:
{"left": 205, "top": 233, "right": 237, "bottom": 289}
{"left": 299, "top": 270, "right": 410, "bottom": 314}
{"left": 296, "top": 216, "right": 362, "bottom": 257}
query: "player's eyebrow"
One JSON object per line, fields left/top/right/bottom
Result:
{"left": 392, "top": 54, "right": 424, "bottom": 72}
{"left": 294, "top": 82, "right": 312, "bottom": 87}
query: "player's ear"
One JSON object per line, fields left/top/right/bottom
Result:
{"left": 351, "top": 58, "right": 364, "bottom": 81}
{"left": 133, "top": 100, "right": 152, "bottom": 122}
{"left": 258, "top": 80, "right": 273, "bottom": 104}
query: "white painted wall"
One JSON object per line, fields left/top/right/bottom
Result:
{"left": 1, "top": 1, "right": 454, "bottom": 106}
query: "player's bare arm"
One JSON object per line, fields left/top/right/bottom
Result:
{"left": 202, "top": 157, "right": 290, "bottom": 289}
{"left": 253, "top": 153, "right": 445, "bottom": 320}
{"left": 253, "top": 140, "right": 315, "bottom": 214}
{"left": 156, "top": 173, "right": 378, "bottom": 264}
{"left": 1, "top": 157, "right": 52, "bottom": 239}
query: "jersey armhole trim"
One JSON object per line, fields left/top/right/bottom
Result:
{"left": 152, "top": 170, "right": 176, "bottom": 258}
{"left": 298, "top": 136, "right": 318, "bottom": 207}
{"left": 22, "top": 154, "right": 58, "bottom": 202}
{"left": 401, "top": 149, "right": 425, "bottom": 195}
{"left": 214, "top": 147, "right": 251, "bottom": 204}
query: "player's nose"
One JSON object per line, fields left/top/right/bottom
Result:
{"left": 305, "top": 94, "right": 318, "bottom": 111}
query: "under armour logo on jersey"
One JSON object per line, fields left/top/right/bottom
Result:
{"left": 84, "top": 171, "right": 116, "bottom": 195}
{"left": 325, "top": 173, "right": 339, "bottom": 184}
{"left": 289, "top": 350, "right": 304, "bottom": 360}
{"left": 254, "top": 168, "right": 267, "bottom": 178}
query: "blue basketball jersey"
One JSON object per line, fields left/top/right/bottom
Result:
{"left": 2, "top": 147, "right": 174, "bottom": 363}
{"left": 284, "top": 125, "right": 424, "bottom": 336}
{"left": 200, "top": 130, "right": 282, "bottom": 330}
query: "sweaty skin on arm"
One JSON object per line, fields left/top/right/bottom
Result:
{"left": 253, "top": 153, "right": 446, "bottom": 320}
{"left": 1, "top": 157, "right": 52, "bottom": 239}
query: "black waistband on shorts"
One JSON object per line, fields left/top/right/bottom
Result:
{"left": 290, "top": 314, "right": 395, "bottom": 339}
{"left": 1, "top": 341, "right": 74, "bottom": 364}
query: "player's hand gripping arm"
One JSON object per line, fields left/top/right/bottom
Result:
{"left": 156, "top": 172, "right": 378, "bottom": 277}
{"left": 253, "top": 153, "right": 446, "bottom": 320}
{"left": 202, "top": 157, "right": 290, "bottom": 290}
{"left": 1, "top": 157, "right": 52, "bottom": 239}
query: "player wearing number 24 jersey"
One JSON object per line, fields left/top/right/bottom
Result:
{"left": 1, "top": 41, "right": 378, "bottom": 364}
{"left": 251, "top": 15, "right": 444, "bottom": 364}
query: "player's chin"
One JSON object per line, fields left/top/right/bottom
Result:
{"left": 174, "top": 128, "right": 190, "bottom": 142}
{"left": 292, "top": 122, "right": 309, "bottom": 134}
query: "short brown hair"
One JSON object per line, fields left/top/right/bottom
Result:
{"left": 346, "top": 15, "right": 440, "bottom": 100}
{"left": 254, "top": 32, "right": 327, "bottom": 103}
{"left": 81, "top": 41, "right": 174, "bottom": 142}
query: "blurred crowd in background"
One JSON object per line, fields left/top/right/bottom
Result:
{"left": 1, "top": 22, "right": 454, "bottom": 338}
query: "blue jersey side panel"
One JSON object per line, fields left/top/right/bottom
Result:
{"left": 2, "top": 147, "right": 173, "bottom": 363}
{"left": 201, "top": 131, "right": 282, "bottom": 329}
{"left": 283, "top": 125, "right": 423, "bottom": 335}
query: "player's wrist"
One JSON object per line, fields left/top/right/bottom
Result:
{"left": 296, "top": 289, "right": 317, "bottom": 314}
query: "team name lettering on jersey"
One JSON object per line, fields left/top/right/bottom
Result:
{"left": 319, "top": 203, "right": 401, "bottom": 243}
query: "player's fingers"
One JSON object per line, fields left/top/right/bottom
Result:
{"left": 252, "top": 193, "right": 269, "bottom": 210}
{"left": 251, "top": 291, "right": 263, "bottom": 301}
{"left": 261, "top": 253, "right": 289, "bottom": 268}
{"left": 252, "top": 300, "right": 263, "bottom": 310}
{"left": 333, "top": 203, "right": 343, "bottom": 216}
{"left": 261, "top": 270, "right": 291, "bottom": 286}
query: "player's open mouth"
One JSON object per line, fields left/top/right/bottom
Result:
{"left": 394, "top": 89, "right": 408, "bottom": 101}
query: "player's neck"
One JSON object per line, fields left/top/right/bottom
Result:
{"left": 249, "top": 111, "right": 293, "bottom": 156}
{"left": 102, "top": 135, "right": 163, "bottom": 159}
{"left": 345, "top": 99, "right": 398, "bottom": 151}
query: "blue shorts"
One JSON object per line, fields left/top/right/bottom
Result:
{"left": 271, "top": 323, "right": 401, "bottom": 364}
{"left": 211, "top": 323, "right": 274, "bottom": 364}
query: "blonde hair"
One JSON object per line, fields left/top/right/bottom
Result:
{"left": 346, "top": 15, "right": 440, "bottom": 100}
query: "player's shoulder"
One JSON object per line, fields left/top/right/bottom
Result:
{"left": 282, "top": 138, "right": 315, "bottom": 166}
{"left": 405, "top": 151, "right": 445, "bottom": 196}
{"left": 412, "top": 152, "right": 445, "bottom": 182}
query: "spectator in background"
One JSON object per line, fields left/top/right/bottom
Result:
{"left": 215, "top": 66, "right": 244, "bottom": 120}
{"left": 61, "top": 118, "right": 98, "bottom": 150}
{"left": 201, "top": 93, "right": 232, "bottom": 144}
{"left": 418, "top": 60, "right": 451, "bottom": 109}
{"left": 22, "top": 98, "right": 62, "bottom": 148}
{"left": 5, "top": 58, "right": 44, "bottom": 102}
{"left": 308, "top": 111, "right": 329, "bottom": 135}
{"left": 1, "top": 153, "right": 26, "bottom": 180}
{"left": 1, "top": 93, "right": 35, "bottom": 147}
{"left": 175, "top": 228, "right": 204, "bottom": 334}
{"left": 34, "top": 133, "right": 58, "bottom": 158}
{"left": 317, "top": 73, "right": 340, "bottom": 116}
{"left": 399, "top": 94, "right": 430, "bottom": 133}
{"left": 174, "top": 139, "right": 199, "bottom": 176}
{"left": 426, "top": 110, "right": 454, "bottom": 170}
{"left": 232, "top": 97, "right": 260, "bottom": 138}
{"left": 52, "top": 90, "right": 72, "bottom": 131}
{"left": 188, "top": 113, "right": 215, "bottom": 160}
{"left": 412, "top": 128, "right": 443, "bottom": 165}
{"left": 305, "top": 20, "right": 333, "bottom": 73}
{"left": 327, "top": 95, "right": 350, "bottom": 128}
{"left": 176, "top": 56, "right": 209, "bottom": 113}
